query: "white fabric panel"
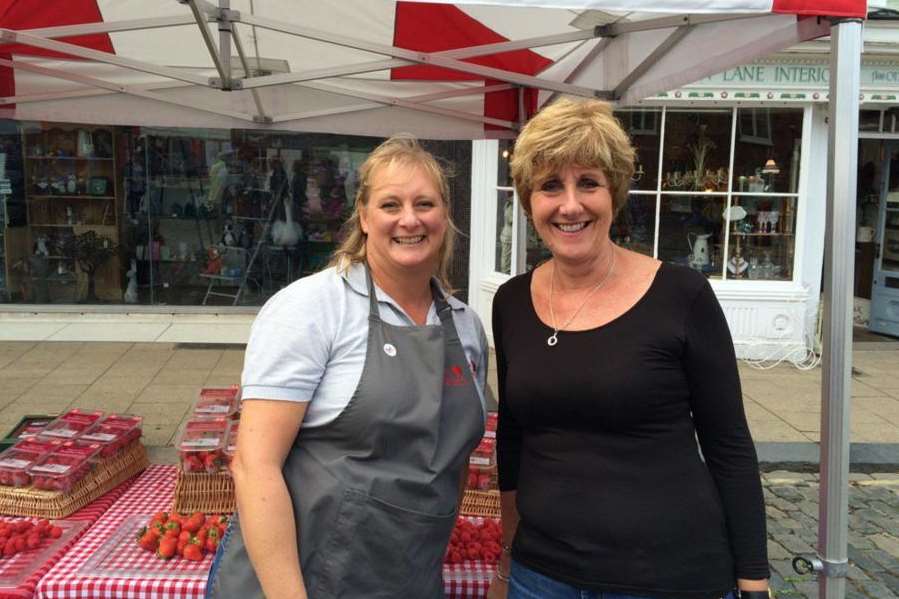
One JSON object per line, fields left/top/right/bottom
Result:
{"left": 563, "top": 14, "right": 831, "bottom": 105}
{"left": 99, "top": 0, "right": 401, "bottom": 78}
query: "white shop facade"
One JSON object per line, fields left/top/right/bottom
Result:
{"left": 467, "top": 51, "right": 899, "bottom": 361}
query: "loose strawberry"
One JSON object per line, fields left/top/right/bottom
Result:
{"left": 183, "top": 512, "right": 205, "bottom": 534}
{"left": 157, "top": 536, "right": 177, "bottom": 560}
{"left": 49, "top": 526, "right": 63, "bottom": 539}
{"left": 182, "top": 543, "right": 204, "bottom": 561}
{"left": 138, "top": 530, "right": 159, "bottom": 553}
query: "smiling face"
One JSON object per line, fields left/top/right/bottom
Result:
{"left": 529, "top": 165, "right": 614, "bottom": 267}
{"left": 360, "top": 160, "right": 448, "bottom": 280}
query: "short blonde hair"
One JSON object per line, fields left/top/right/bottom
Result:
{"left": 331, "top": 135, "right": 456, "bottom": 290}
{"left": 510, "top": 97, "right": 635, "bottom": 216}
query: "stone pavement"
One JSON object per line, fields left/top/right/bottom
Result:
{"left": 763, "top": 471, "right": 899, "bottom": 599}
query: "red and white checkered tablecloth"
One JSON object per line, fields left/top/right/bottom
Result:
{"left": 35, "top": 465, "right": 493, "bottom": 599}
{"left": 35, "top": 465, "right": 206, "bottom": 599}
{"left": 0, "top": 470, "right": 140, "bottom": 599}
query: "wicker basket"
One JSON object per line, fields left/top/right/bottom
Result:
{"left": 460, "top": 490, "right": 500, "bottom": 519}
{"left": 172, "top": 471, "right": 235, "bottom": 515}
{"left": 0, "top": 440, "right": 149, "bottom": 519}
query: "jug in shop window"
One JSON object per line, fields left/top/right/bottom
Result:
{"left": 687, "top": 232, "right": 712, "bottom": 271}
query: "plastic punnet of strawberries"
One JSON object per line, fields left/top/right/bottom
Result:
{"left": 0, "top": 520, "right": 63, "bottom": 558}
{"left": 444, "top": 518, "right": 503, "bottom": 565}
{"left": 135, "top": 512, "right": 228, "bottom": 561}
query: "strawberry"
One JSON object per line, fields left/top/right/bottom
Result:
{"left": 156, "top": 536, "right": 177, "bottom": 560}
{"left": 205, "top": 536, "right": 219, "bottom": 553}
{"left": 182, "top": 543, "right": 204, "bottom": 561}
{"left": 49, "top": 526, "right": 63, "bottom": 539}
{"left": 183, "top": 512, "right": 205, "bottom": 534}
{"left": 138, "top": 531, "right": 158, "bottom": 553}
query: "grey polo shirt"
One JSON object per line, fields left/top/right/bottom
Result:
{"left": 241, "top": 262, "right": 489, "bottom": 428}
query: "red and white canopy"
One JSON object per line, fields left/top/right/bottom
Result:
{"left": 0, "top": 0, "right": 868, "bottom": 138}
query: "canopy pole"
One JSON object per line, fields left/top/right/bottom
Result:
{"left": 218, "top": 0, "right": 232, "bottom": 90}
{"left": 819, "top": 17, "right": 862, "bottom": 599}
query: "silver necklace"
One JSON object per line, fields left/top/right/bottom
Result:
{"left": 547, "top": 246, "right": 616, "bottom": 347}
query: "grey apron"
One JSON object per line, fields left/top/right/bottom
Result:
{"left": 207, "top": 265, "right": 485, "bottom": 599}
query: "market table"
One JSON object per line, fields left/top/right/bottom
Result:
{"left": 35, "top": 465, "right": 494, "bottom": 599}
{"left": 0, "top": 471, "right": 140, "bottom": 599}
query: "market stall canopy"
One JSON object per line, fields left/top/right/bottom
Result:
{"left": 0, "top": 0, "right": 868, "bottom": 138}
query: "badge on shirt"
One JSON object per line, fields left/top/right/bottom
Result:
{"left": 383, "top": 343, "right": 397, "bottom": 357}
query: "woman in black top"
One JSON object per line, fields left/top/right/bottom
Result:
{"left": 487, "top": 98, "right": 769, "bottom": 599}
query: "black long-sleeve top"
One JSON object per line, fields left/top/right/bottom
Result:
{"left": 493, "top": 263, "right": 769, "bottom": 598}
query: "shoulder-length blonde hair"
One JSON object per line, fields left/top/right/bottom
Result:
{"left": 330, "top": 135, "right": 457, "bottom": 291}
{"left": 510, "top": 97, "right": 635, "bottom": 216}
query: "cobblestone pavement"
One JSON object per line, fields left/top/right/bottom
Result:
{"left": 763, "top": 471, "right": 899, "bottom": 599}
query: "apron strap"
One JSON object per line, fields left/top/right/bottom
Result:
{"left": 364, "top": 263, "right": 459, "bottom": 343}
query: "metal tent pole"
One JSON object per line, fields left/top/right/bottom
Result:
{"left": 818, "top": 17, "right": 863, "bottom": 599}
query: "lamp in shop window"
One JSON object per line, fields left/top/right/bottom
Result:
{"left": 760, "top": 158, "right": 780, "bottom": 192}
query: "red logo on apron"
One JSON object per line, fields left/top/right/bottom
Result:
{"left": 444, "top": 365, "right": 467, "bottom": 387}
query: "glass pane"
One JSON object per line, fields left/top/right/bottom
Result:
{"left": 725, "top": 195, "right": 796, "bottom": 281}
{"left": 882, "top": 148, "right": 899, "bottom": 272}
{"left": 0, "top": 121, "right": 25, "bottom": 303}
{"left": 21, "top": 122, "right": 119, "bottom": 304}
{"left": 612, "top": 194, "right": 656, "bottom": 256}
{"left": 617, "top": 109, "right": 661, "bottom": 192}
{"left": 524, "top": 218, "right": 551, "bottom": 273}
{"left": 859, "top": 110, "right": 882, "bottom": 132}
{"left": 733, "top": 108, "right": 803, "bottom": 194}
{"left": 494, "top": 189, "right": 514, "bottom": 274}
{"left": 661, "top": 109, "right": 732, "bottom": 193}
{"left": 658, "top": 194, "right": 726, "bottom": 279}
{"left": 498, "top": 139, "right": 514, "bottom": 188}
{"left": 885, "top": 108, "right": 899, "bottom": 134}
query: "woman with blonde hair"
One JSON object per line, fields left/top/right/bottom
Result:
{"left": 488, "top": 98, "right": 769, "bottom": 599}
{"left": 207, "top": 135, "right": 488, "bottom": 599}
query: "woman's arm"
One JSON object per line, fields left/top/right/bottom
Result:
{"left": 487, "top": 287, "right": 524, "bottom": 598}
{"left": 232, "top": 399, "right": 309, "bottom": 599}
{"left": 682, "top": 279, "right": 769, "bottom": 588}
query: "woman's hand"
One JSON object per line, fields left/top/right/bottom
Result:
{"left": 486, "top": 574, "right": 508, "bottom": 599}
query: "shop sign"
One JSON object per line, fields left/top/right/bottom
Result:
{"left": 687, "top": 61, "right": 899, "bottom": 90}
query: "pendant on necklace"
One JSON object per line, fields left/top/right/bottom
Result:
{"left": 547, "top": 333, "right": 558, "bottom": 347}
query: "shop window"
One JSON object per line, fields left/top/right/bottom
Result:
{"left": 662, "top": 109, "right": 732, "bottom": 194}
{"left": 612, "top": 194, "right": 656, "bottom": 257}
{"left": 489, "top": 105, "right": 803, "bottom": 283}
{"left": 3, "top": 119, "right": 441, "bottom": 306}
{"left": 724, "top": 195, "right": 796, "bottom": 281}
{"left": 495, "top": 189, "right": 514, "bottom": 275}
{"left": 617, "top": 109, "right": 661, "bottom": 193}
{"left": 658, "top": 194, "right": 727, "bottom": 279}
{"left": 733, "top": 108, "right": 802, "bottom": 195}
{"left": 524, "top": 218, "right": 551, "bottom": 273}
{"left": 859, "top": 110, "right": 883, "bottom": 132}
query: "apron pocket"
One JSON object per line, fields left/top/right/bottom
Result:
{"left": 312, "top": 488, "right": 455, "bottom": 599}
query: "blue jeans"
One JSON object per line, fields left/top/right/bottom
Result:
{"left": 508, "top": 559, "right": 738, "bottom": 599}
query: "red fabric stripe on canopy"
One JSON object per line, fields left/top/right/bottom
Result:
{"left": 772, "top": 0, "right": 867, "bottom": 18}
{"left": 0, "top": 0, "right": 113, "bottom": 108}
{"left": 392, "top": 1, "right": 551, "bottom": 129}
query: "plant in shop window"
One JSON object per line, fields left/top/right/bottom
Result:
{"left": 61, "top": 230, "right": 118, "bottom": 303}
